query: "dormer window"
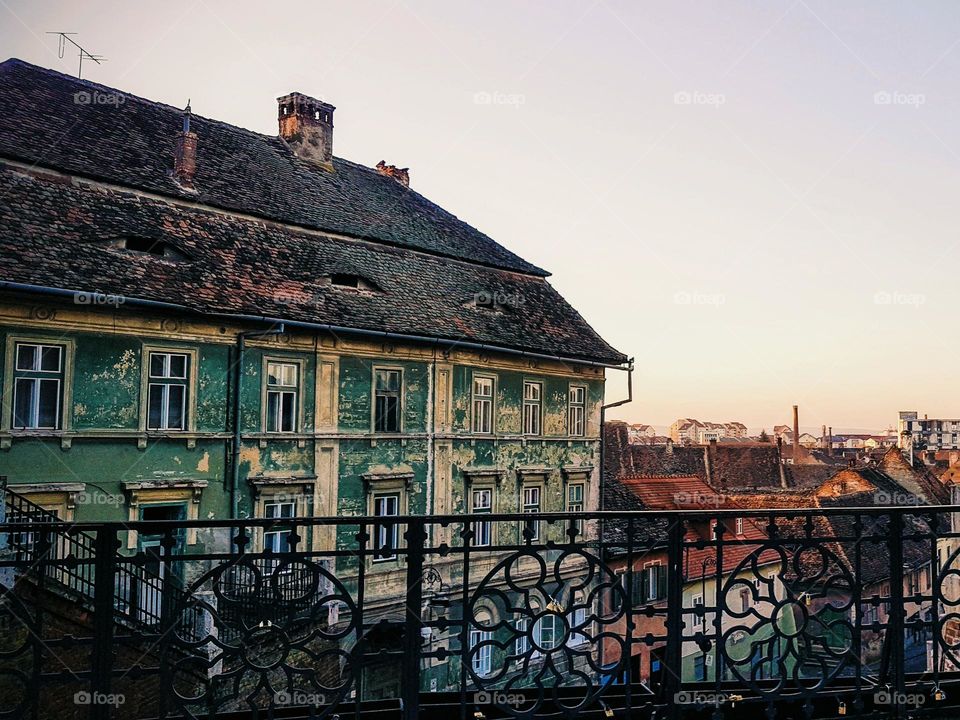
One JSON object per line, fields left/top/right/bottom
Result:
{"left": 330, "top": 274, "right": 380, "bottom": 292}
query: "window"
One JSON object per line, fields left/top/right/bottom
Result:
{"left": 514, "top": 617, "right": 529, "bottom": 657}
{"left": 691, "top": 594, "right": 704, "bottom": 629}
{"left": 266, "top": 361, "right": 298, "bottom": 432}
{"left": 471, "top": 488, "right": 493, "bottom": 547}
{"left": 534, "top": 613, "right": 559, "bottom": 650}
{"left": 567, "top": 482, "right": 584, "bottom": 536}
{"left": 470, "top": 629, "right": 492, "bottom": 676}
{"left": 522, "top": 381, "right": 542, "bottom": 435}
{"left": 12, "top": 344, "right": 63, "bottom": 429}
{"left": 373, "top": 494, "right": 399, "bottom": 561}
{"left": 739, "top": 588, "right": 751, "bottom": 613}
{"left": 147, "top": 352, "right": 188, "bottom": 430}
{"left": 472, "top": 375, "right": 494, "bottom": 434}
{"left": 694, "top": 654, "right": 707, "bottom": 682}
{"left": 263, "top": 500, "right": 295, "bottom": 572}
{"left": 373, "top": 369, "right": 401, "bottom": 432}
{"left": 568, "top": 384, "right": 586, "bottom": 436}
{"left": 522, "top": 485, "right": 541, "bottom": 541}
{"left": 567, "top": 602, "right": 588, "bottom": 646}
{"left": 735, "top": 517, "right": 744, "bottom": 536}
{"left": 643, "top": 563, "right": 666, "bottom": 602}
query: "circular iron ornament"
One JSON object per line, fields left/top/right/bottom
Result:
{"left": 933, "top": 542, "right": 960, "bottom": 671}
{"left": 164, "top": 554, "right": 360, "bottom": 719}
{"left": 717, "top": 540, "right": 856, "bottom": 702}
{"left": 465, "top": 546, "right": 626, "bottom": 718}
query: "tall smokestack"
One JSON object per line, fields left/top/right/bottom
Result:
{"left": 793, "top": 405, "right": 800, "bottom": 461}
{"left": 828, "top": 426, "right": 833, "bottom": 457}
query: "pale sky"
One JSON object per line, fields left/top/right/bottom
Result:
{"left": 3, "top": 1, "right": 959, "bottom": 433}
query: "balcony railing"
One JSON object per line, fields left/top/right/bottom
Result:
{"left": 1, "top": 506, "right": 960, "bottom": 719}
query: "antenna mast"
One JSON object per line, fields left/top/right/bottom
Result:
{"left": 47, "top": 32, "right": 106, "bottom": 78}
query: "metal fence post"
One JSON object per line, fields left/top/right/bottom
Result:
{"left": 402, "top": 517, "right": 427, "bottom": 720}
{"left": 91, "top": 526, "right": 117, "bottom": 720}
{"left": 887, "top": 511, "right": 906, "bottom": 720}
{"left": 664, "top": 517, "right": 684, "bottom": 719}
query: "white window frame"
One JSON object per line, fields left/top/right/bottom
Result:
{"left": 471, "top": 374, "right": 495, "bottom": 434}
{"left": 692, "top": 594, "right": 704, "bottom": 629}
{"left": 567, "top": 597, "right": 589, "bottom": 646}
{"left": 373, "top": 493, "right": 400, "bottom": 562}
{"left": 470, "top": 629, "right": 493, "bottom": 676}
{"left": 534, "top": 612, "right": 558, "bottom": 651}
{"left": 522, "top": 484, "right": 542, "bottom": 541}
{"left": 140, "top": 346, "right": 197, "bottom": 433}
{"left": 147, "top": 352, "right": 189, "bottom": 430}
{"left": 264, "top": 359, "right": 301, "bottom": 433}
{"left": 567, "top": 481, "right": 585, "bottom": 536}
{"left": 11, "top": 343, "right": 64, "bottom": 430}
{"left": 471, "top": 487, "right": 493, "bottom": 547}
{"left": 522, "top": 380, "right": 542, "bottom": 436}
{"left": 514, "top": 617, "right": 529, "bottom": 658}
{"left": 735, "top": 517, "right": 744, "bottom": 536}
{"left": 568, "top": 384, "right": 586, "bottom": 437}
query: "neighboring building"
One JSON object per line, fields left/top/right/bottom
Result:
{"left": 627, "top": 423, "right": 657, "bottom": 443}
{"left": 798, "top": 432, "right": 819, "bottom": 449}
{"left": 669, "top": 418, "right": 704, "bottom": 444}
{"left": 899, "top": 411, "right": 960, "bottom": 457}
{"left": 0, "top": 59, "right": 627, "bottom": 697}
{"left": 669, "top": 418, "right": 747, "bottom": 444}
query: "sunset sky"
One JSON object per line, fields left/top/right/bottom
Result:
{"left": 4, "top": 1, "right": 959, "bottom": 433}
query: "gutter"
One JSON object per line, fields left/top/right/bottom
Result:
{"left": 0, "top": 281, "right": 631, "bottom": 370}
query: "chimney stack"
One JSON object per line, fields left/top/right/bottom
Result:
{"left": 828, "top": 426, "right": 833, "bottom": 457}
{"left": 277, "top": 92, "right": 335, "bottom": 170}
{"left": 173, "top": 101, "right": 197, "bottom": 189}
{"left": 376, "top": 161, "right": 410, "bottom": 188}
{"left": 792, "top": 405, "right": 801, "bottom": 462}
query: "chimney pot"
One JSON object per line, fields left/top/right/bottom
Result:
{"left": 376, "top": 160, "right": 410, "bottom": 188}
{"left": 277, "top": 92, "right": 336, "bottom": 170}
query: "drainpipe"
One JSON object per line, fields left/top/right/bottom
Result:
{"left": 599, "top": 357, "right": 634, "bottom": 514}
{"left": 230, "top": 325, "right": 285, "bottom": 521}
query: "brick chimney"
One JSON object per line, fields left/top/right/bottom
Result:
{"left": 792, "top": 405, "right": 801, "bottom": 462}
{"left": 376, "top": 160, "right": 410, "bottom": 188}
{"left": 277, "top": 92, "right": 335, "bottom": 170}
{"left": 173, "top": 101, "right": 197, "bottom": 189}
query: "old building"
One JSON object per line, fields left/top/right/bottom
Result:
{"left": 899, "top": 411, "right": 960, "bottom": 458}
{"left": 0, "top": 59, "right": 627, "bottom": 696}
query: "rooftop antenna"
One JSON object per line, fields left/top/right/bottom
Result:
{"left": 47, "top": 32, "right": 106, "bottom": 79}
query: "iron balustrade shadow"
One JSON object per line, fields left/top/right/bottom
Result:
{"left": 1, "top": 507, "right": 960, "bottom": 719}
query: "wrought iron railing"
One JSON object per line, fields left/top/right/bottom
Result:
{"left": 1, "top": 506, "right": 960, "bottom": 719}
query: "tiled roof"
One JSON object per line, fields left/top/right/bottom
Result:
{"left": 0, "top": 59, "right": 626, "bottom": 364}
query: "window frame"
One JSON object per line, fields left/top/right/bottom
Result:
{"left": 471, "top": 373, "right": 496, "bottom": 434}
{"left": 521, "top": 482, "right": 542, "bottom": 541}
{"left": 3, "top": 336, "right": 75, "bottom": 433}
{"left": 470, "top": 486, "right": 494, "bottom": 547}
{"left": 372, "top": 492, "right": 401, "bottom": 562}
{"left": 567, "top": 481, "right": 585, "bottom": 536}
{"left": 371, "top": 366, "right": 403, "bottom": 434}
{"left": 262, "top": 356, "right": 305, "bottom": 434}
{"left": 469, "top": 628, "right": 493, "bottom": 677}
{"left": 522, "top": 380, "right": 543, "bottom": 436}
{"left": 139, "top": 345, "right": 198, "bottom": 433}
{"left": 568, "top": 383, "right": 587, "bottom": 437}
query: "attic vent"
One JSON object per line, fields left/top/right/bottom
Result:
{"left": 105, "top": 237, "right": 190, "bottom": 262}
{"left": 330, "top": 274, "right": 380, "bottom": 292}
{"left": 124, "top": 237, "right": 165, "bottom": 255}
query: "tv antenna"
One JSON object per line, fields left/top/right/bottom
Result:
{"left": 47, "top": 32, "right": 106, "bottom": 79}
